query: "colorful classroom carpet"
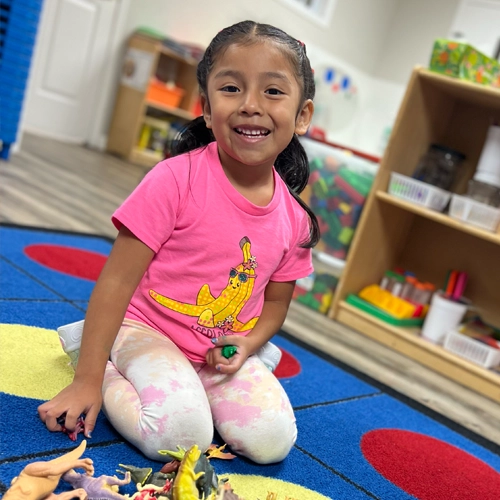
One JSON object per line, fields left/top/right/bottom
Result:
{"left": 1, "top": 223, "right": 499, "bottom": 500}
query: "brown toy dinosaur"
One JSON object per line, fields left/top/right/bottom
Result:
{"left": 4, "top": 440, "right": 93, "bottom": 500}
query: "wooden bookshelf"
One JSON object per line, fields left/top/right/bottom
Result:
{"left": 330, "top": 67, "right": 500, "bottom": 402}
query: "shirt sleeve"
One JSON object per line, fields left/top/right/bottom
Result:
{"left": 270, "top": 211, "right": 313, "bottom": 282}
{"left": 112, "top": 161, "right": 181, "bottom": 253}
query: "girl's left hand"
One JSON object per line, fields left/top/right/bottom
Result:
{"left": 206, "top": 335, "right": 258, "bottom": 374}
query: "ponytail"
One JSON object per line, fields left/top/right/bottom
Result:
{"left": 170, "top": 116, "right": 214, "bottom": 157}
{"left": 275, "top": 136, "right": 320, "bottom": 248}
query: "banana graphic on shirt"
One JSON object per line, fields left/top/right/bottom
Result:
{"left": 149, "top": 237, "right": 259, "bottom": 332}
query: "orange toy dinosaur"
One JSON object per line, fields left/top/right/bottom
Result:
{"left": 4, "top": 440, "right": 93, "bottom": 500}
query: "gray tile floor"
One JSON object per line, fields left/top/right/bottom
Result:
{"left": 1, "top": 132, "right": 499, "bottom": 445}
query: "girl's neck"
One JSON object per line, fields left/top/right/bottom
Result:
{"left": 220, "top": 159, "right": 276, "bottom": 207}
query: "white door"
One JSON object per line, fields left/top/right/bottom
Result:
{"left": 22, "top": 0, "right": 120, "bottom": 144}
{"left": 449, "top": 0, "right": 500, "bottom": 59}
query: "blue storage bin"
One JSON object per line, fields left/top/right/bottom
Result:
{"left": 0, "top": 0, "right": 43, "bottom": 159}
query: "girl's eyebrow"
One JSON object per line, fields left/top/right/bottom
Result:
{"left": 213, "top": 69, "right": 291, "bottom": 83}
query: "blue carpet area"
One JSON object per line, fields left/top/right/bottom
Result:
{"left": 1, "top": 223, "right": 499, "bottom": 500}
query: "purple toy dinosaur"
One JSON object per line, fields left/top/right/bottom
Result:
{"left": 62, "top": 470, "right": 131, "bottom": 500}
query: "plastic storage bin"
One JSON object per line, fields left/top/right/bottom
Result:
{"left": 293, "top": 251, "right": 345, "bottom": 314}
{"left": 146, "top": 79, "right": 185, "bottom": 108}
{"left": 388, "top": 172, "right": 451, "bottom": 212}
{"left": 443, "top": 330, "right": 500, "bottom": 368}
{"left": 448, "top": 194, "right": 500, "bottom": 232}
{"left": 300, "top": 137, "right": 379, "bottom": 260}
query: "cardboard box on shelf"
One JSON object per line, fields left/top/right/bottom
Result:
{"left": 429, "top": 39, "right": 500, "bottom": 88}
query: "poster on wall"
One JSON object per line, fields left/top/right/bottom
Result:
{"left": 121, "top": 48, "right": 155, "bottom": 91}
{"left": 311, "top": 65, "right": 359, "bottom": 134}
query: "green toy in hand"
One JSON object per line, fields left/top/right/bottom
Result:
{"left": 221, "top": 345, "right": 237, "bottom": 359}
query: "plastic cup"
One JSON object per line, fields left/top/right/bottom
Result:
{"left": 421, "top": 291, "right": 468, "bottom": 344}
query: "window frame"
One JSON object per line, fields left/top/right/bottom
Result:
{"left": 273, "top": 0, "right": 338, "bottom": 27}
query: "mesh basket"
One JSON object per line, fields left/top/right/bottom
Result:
{"left": 388, "top": 173, "right": 451, "bottom": 212}
{"left": 443, "top": 330, "right": 500, "bottom": 368}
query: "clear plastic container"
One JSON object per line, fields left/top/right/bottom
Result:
{"left": 466, "top": 179, "right": 500, "bottom": 207}
{"left": 412, "top": 281, "right": 433, "bottom": 305}
{"left": 412, "top": 144, "right": 465, "bottom": 190}
{"left": 449, "top": 194, "right": 500, "bottom": 232}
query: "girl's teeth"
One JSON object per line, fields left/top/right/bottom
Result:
{"left": 237, "top": 128, "right": 268, "bottom": 136}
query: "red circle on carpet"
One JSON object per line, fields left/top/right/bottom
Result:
{"left": 361, "top": 429, "right": 500, "bottom": 500}
{"left": 24, "top": 244, "right": 107, "bottom": 281}
{"left": 274, "top": 348, "right": 301, "bottom": 378}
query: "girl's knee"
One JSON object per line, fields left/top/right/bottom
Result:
{"left": 226, "top": 418, "right": 297, "bottom": 465}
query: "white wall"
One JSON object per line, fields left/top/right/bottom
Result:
{"left": 374, "top": 0, "right": 460, "bottom": 85}
{"left": 122, "top": 0, "right": 398, "bottom": 74}
{"left": 116, "top": 0, "right": 461, "bottom": 155}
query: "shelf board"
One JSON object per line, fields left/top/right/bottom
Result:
{"left": 336, "top": 300, "right": 500, "bottom": 402}
{"left": 130, "top": 147, "right": 163, "bottom": 168}
{"left": 417, "top": 67, "right": 500, "bottom": 111}
{"left": 146, "top": 100, "right": 195, "bottom": 121}
{"left": 376, "top": 191, "right": 500, "bottom": 246}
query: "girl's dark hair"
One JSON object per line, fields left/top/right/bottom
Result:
{"left": 171, "top": 20, "right": 320, "bottom": 248}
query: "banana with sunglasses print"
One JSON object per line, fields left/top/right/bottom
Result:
{"left": 150, "top": 237, "right": 259, "bottom": 333}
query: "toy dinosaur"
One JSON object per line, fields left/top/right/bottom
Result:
{"left": 61, "top": 469, "right": 131, "bottom": 500}
{"left": 159, "top": 445, "right": 219, "bottom": 499}
{"left": 57, "top": 414, "right": 85, "bottom": 442}
{"left": 116, "top": 466, "right": 153, "bottom": 487}
{"left": 172, "top": 445, "right": 204, "bottom": 500}
{"left": 4, "top": 440, "right": 93, "bottom": 500}
{"left": 129, "top": 481, "right": 172, "bottom": 500}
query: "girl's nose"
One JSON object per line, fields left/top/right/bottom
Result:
{"left": 239, "top": 90, "right": 263, "bottom": 115}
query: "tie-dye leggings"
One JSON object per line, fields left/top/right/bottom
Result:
{"left": 101, "top": 319, "right": 297, "bottom": 464}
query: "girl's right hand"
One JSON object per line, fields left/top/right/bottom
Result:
{"left": 37, "top": 379, "right": 102, "bottom": 439}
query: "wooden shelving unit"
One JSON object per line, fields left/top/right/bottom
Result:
{"left": 330, "top": 67, "right": 500, "bottom": 403}
{"left": 106, "top": 31, "right": 200, "bottom": 168}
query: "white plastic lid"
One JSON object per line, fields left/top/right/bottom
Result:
{"left": 312, "top": 250, "right": 346, "bottom": 277}
{"left": 474, "top": 125, "right": 500, "bottom": 188}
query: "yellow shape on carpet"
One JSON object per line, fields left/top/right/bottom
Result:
{"left": 0, "top": 324, "right": 73, "bottom": 400}
{"left": 220, "top": 474, "right": 330, "bottom": 499}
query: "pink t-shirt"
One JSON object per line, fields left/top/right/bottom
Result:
{"left": 112, "top": 142, "right": 313, "bottom": 362}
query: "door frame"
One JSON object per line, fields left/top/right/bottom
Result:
{"left": 18, "top": 0, "right": 132, "bottom": 152}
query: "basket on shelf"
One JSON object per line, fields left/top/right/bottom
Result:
{"left": 443, "top": 330, "right": 500, "bottom": 369}
{"left": 449, "top": 194, "right": 500, "bottom": 232}
{"left": 388, "top": 172, "right": 451, "bottom": 212}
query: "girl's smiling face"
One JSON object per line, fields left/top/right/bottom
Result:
{"left": 202, "top": 41, "right": 313, "bottom": 175}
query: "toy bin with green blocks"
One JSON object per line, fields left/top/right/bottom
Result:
{"left": 299, "top": 137, "right": 379, "bottom": 260}
{"left": 293, "top": 251, "right": 345, "bottom": 314}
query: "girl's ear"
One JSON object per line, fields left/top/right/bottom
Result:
{"left": 294, "top": 99, "right": 314, "bottom": 136}
{"left": 201, "top": 95, "right": 212, "bottom": 129}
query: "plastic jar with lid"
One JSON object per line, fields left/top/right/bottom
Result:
{"left": 401, "top": 276, "right": 417, "bottom": 300}
{"left": 412, "top": 144, "right": 465, "bottom": 190}
{"left": 412, "top": 281, "right": 434, "bottom": 305}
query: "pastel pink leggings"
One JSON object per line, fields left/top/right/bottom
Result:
{"left": 101, "top": 320, "right": 297, "bottom": 464}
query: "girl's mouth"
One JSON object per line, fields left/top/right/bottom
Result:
{"left": 234, "top": 127, "right": 270, "bottom": 138}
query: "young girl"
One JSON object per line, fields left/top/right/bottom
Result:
{"left": 38, "top": 20, "right": 319, "bottom": 465}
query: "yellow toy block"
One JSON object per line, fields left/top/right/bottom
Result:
{"left": 359, "top": 284, "right": 416, "bottom": 319}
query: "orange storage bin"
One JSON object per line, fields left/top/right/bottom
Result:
{"left": 146, "top": 79, "right": 185, "bottom": 108}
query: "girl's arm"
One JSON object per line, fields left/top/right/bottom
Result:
{"left": 207, "top": 280, "right": 295, "bottom": 374}
{"left": 38, "top": 226, "right": 154, "bottom": 437}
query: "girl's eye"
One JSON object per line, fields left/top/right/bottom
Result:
{"left": 221, "top": 85, "right": 239, "bottom": 93}
{"left": 266, "top": 88, "right": 284, "bottom": 95}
